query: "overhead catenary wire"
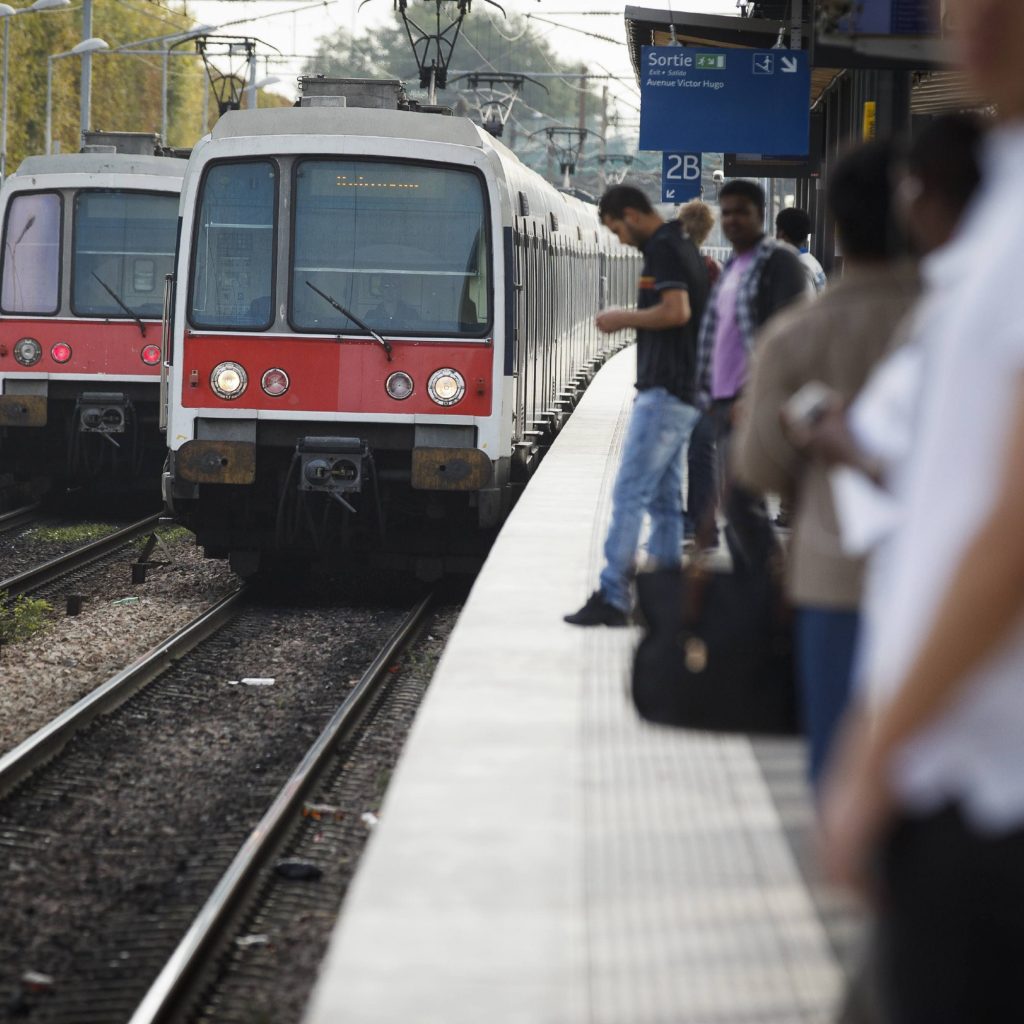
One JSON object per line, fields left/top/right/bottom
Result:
{"left": 525, "top": 13, "right": 623, "bottom": 46}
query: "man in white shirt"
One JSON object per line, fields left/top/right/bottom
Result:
{"left": 776, "top": 207, "right": 826, "bottom": 293}
{"left": 821, "top": 2, "right": 1024, "bottom": 1019}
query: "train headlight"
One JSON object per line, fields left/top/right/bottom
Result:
{"left": 13, "top": 337, "right": 41, "bottom": 366}
{"left": 51, "top": 342, "right": 72, "bottom": 364}
{"left": 427, "top": 368, "right": 465, "bottom": 407}
{"left": 140, "top": 344, "right": 161, "bottom": 366}
{"left": 260, "top": 367, "right": 290, "bottom": 397}
{"left": 211, "top": 361, "right": 248, "bottom": 400}
{"left": 385, "top": 371, "right": 414, "bottom": 401}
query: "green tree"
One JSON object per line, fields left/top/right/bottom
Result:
{"left": 6, "top": 1, "right": 227, "bottom": 169}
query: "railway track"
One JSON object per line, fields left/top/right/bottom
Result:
{"left": 0, "top": 588, "right": 246, "bottom": 801}
{"left": 0, "top": 512, "right": 162, "bottom": 599}
{"left": 0, "top": 590, "right": 444, "bottom": 1022}
{"left": 0, "top": 502, "right": 41, "bottom": 535}
{"left": 130, "top": 595, "right": 432, "bottom": 1024}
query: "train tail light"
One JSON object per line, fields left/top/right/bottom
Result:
{"left": 51, "top": 342, "right": 72, "bottom": 364}
{"left": 385, "top": 371, "right": 414, "bottom": 400}
{"left": 261, "top": 367, "right": 290, "bottom": 396}
{"left": 141, "top": 344, "right": 161, "bottom": 365}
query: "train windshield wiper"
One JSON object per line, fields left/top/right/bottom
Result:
{"left": 305, "top": 280, "right": 392, "bottom": 362}
{"left": 91, "top": 272, "right": 146, "bottom": 337}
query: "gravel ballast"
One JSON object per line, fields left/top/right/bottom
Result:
{"left": 0, "top": 528, "right": 238, "bottom": 755}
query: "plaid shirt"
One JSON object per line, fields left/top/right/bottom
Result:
{"left": 696, "top": 236, "right": 800, "bottom": 403}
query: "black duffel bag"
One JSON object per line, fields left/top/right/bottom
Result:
{"left": 631, "top": 560, "right": 799, "bottom": 735}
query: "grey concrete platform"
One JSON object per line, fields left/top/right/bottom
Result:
{"left": 302, "top": 349, "right": 847, "bottom": 1024}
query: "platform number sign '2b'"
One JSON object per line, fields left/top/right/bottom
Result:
{"left": 662, "top": 152, "right": 701, "bottom": 204}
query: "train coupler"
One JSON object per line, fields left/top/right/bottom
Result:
{"left": 77, "top": 392, "right": 131, "bottom": 437}
{"left": 296, "top": 436, "right": 369, "bottom": 509}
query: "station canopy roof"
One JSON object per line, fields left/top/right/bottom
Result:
{"left": 623, "top": 5, "right": 963, "bottom": 112}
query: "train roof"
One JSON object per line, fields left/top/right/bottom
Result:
{"left": 13, "top": 153, "right": 187, "bottom": 180}
{"left": 210, "top": 107, "right": 485, "bottom": 150}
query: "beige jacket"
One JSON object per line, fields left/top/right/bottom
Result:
{"left": 733, "top": 262, "right": 921, "bottom": 609}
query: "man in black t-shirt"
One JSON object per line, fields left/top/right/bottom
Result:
{"left": 566, "top": 186, "right": 708, "bottom": 626}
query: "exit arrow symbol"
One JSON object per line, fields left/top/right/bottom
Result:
{"left": 781, "top": 56, "right": 798, "bottom": 73}
{"left": 666, "top": 189, "right": 676, "bottom": 199}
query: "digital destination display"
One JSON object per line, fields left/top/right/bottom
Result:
{"left": 837, "top": 0, "right": 935, "bottom": 35}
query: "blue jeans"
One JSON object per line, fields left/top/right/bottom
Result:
{"left": 795, "top": 607, "right": 860, "bottom": 788}
{"left": 599, "top": 387, "right": 699, "bottom": 612}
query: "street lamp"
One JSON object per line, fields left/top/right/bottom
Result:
{"left": 0, "top": 0, "right": 70, "bottom": 177}
{"left": 156, "top": 25, "right": 213, "bottom": 142}
{"left": 46, "top": 36, "right": 107, "bottom": 154}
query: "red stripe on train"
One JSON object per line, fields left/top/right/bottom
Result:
{"left": 180, "top": 335, "right": 495, "bottom": 416}
{"left": 0, "top": 319, "right": 161, "bottom": 376}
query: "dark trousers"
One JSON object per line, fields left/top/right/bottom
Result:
{"left": 685, "top": 402, "right": 731, "bottom": 536}
{"left": 684, "top": 409, "right": 717, "bottom": 536}
{"left": 687, "top": 398, "right": 774, "bottom": 568}
{"left": 877, "top": 804, "right": 1024, "bottom": 1023}
{"left": 794, "top": 607, "right": 859, "bottom": 788}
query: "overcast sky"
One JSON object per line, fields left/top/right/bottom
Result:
{"left": 186, "top": 0, "right": 742, "bottom": 116}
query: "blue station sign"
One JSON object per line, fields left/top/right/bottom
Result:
{"left": 639, "top": 46, "right": 811, "bottom": 156}
{"left": 662, "top": 153, "right": 702, "bottom": 204}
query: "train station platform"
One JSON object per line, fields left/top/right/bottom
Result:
{"left": 302, "top": 347, "right": 857, "bottom": 1024}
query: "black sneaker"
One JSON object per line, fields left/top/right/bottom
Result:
{"left": 564, "top": 590, "right": 628, "bottom": 627}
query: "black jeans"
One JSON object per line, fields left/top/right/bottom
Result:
{"left": 877, "top": 804, "right": 1024, "bottom": 1023}
{"left": 686, "top": 400, "right": 735, "bottom": 538}
{"left": 684, "top": 409, "right": 718, "bottom": 536}
{"left": 688, "top": 399, "right": 773, "bottom": 567}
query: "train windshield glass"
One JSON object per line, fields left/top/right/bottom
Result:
{"left": 1, "top": 192, "right": 61, "bottom": 315}
{"left": 291, "top": 160, "right": 490, "bottom": 337}
{"left": 189, "top": 161, "right": 276, "bottom": 329}
{"left": 72, "top": 191, "right": 179, "bottom": 318}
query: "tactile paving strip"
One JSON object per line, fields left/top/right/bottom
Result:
{"left": 580, "top": 375, "right": 843, "bottom": 1023}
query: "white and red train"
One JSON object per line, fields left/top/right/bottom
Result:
{"left": 162, "top": 79, "right": 639, "bottom": 577}
{"left": 0, "top": 137, "right": 185, "bottom": 491}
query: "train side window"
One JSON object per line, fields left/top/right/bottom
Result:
{"left": 189, "top": 160, "right": 276, "bottom": 331}
{"left": 1, "top": 192, "right": 61, "bottom": 315}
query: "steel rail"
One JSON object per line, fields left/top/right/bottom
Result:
{"left": 0, "top": 588, "right": 246, "bottom": 800}
{"left": 0, "top": 512, "right": 162, "bottom": 598}
{"left": 128, "top": 593, "right": 434, "bottom": 1024}
{"left": 0, "top": 502, "right": 41, "bottom": 533}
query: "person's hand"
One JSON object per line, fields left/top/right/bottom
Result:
{"left": 595, "top": 308, "right": 631, "bottom": 334}
{"left": 818, "top": 708, "right": 897, "bottom": 900}
{"left": 784, "top": 403, "right": 853, "bottom": 465}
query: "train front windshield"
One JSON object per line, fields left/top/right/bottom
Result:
{"left": 186, "top": 158, "right": 491, "bottom": 336}
{"left": 292, "top": 161, "right": 490, "bottom": 337}
{"left": 1, "top": 192, "right": 61, "bottom": 315}
{"left": 72, "top": 191, "right": 179, "bottom": 319}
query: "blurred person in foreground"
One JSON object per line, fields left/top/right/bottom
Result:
{"left": 690, "top": 180, "right": 810, "bottom": 553}
{"left": 564, "top": 185, "right": 708, "bottom": 626}
{"left": 732, "top": 141, "right": 919, "bottom": 788}
{"left": 797, "top": 113, "right": 984, "bottom": 509}
{"left": 770, "top": 204, "right": 828, "bottom": 531}
{"left": 677, "top": 200, "right": 721, "bottom": 543}
{"left": 776, "top": 206, "right": 827, "bottom": 293}
{"left": 820, "top": 1, "right": 1024, "bottom": 1019}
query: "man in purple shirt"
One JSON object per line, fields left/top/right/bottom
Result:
{"left": 689, "top": 180, "right": 810, "bottom": 552}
